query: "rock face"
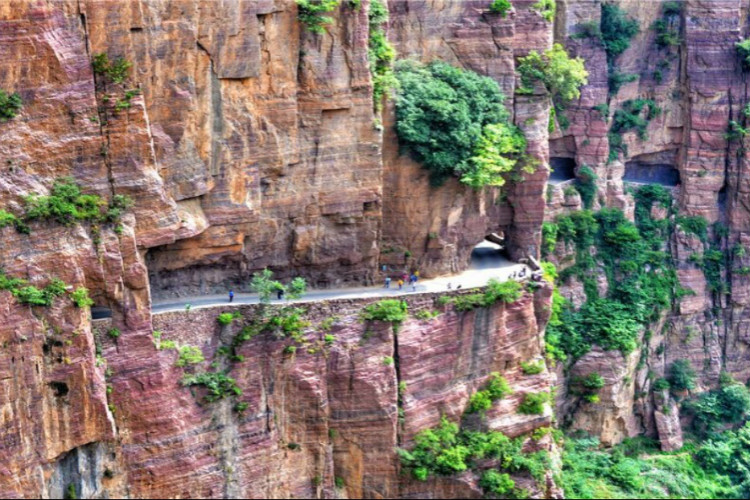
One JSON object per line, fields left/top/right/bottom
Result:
{"left": 549, "top": 0, "right": 750, "bottom": 449}
{"left": 5, "top": 287, "right": 551, "bottom": 499}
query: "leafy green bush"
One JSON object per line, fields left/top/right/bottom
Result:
{"left": 575, "top": 165, "right": 598, "bottom": 209}
{"left": 22, "top": 177, "right": 132, "bottom": 229}
{"left": 399, "top": 415, "right": 548, "bottom": 493}
{"left": 0, "top": 89, "right": 22, "bottom": 122}
{"left": 394, "top": 60, "right": 525, "bottom": 187}
{"left": 601, "top": 4, "right": 640, "bottom": 65}
{"left": 361, "top": 299, "right": 408, "bottom": 325}
{"left": 484, "top": 278, "right": 523, "bottom": 304}
{"left": 92, "top": 53, "right": 132, "bottom": 84}
{"left": 182, "top": 371, "right": 241, "bottom": 402}
{"left": 489, "top": 0, "right": 511, "bottom": 17}
{"left": 653, "top": 19, "right": 680, "bottom": 47}
{"left": 368, "top": 0, "right": 396, "bottom": 112}
{"left": 521, "top": 360, "right": 545, "bottom": 375}
{"left": 608, "top": 71, "right": 638, "bottom": 95}
{"left": 542, "top": 222, "right": 559, "bottom": 256}
{"left": 296, "top": 0, "right": 340, "bottom": 34}
{"left": 653, "top": 377, "right": 670, "bottom": 392}
{"left": 479, "top": 470, "right": 515, "bottom": 495}
{"left": 466, "top": 373, "right": 512, "bottom": 414}
{"left": 737, "top": 39, "right": 750, "bottom": 70}
{"left": 676, "top": 215, "right": 708, "bottom": 242}
{"left": 107, "top": 328, "right": 121, "bottom": 339}
{"left": 70, "top": 287, "right": 94, "bottom": 308}
{"left": 517, "top": 44, "right": 588, "bottom": 106}
{"left": 250, "top": 269, "right": 307, "bottom": 303}
{"left": 518, "top": 392, "right": 549, "bottom": 415}
{"left": 531, "top": 0, "right": 555, "bottom": 22}
{"left": 217, "top": 311, "right": 241, "bottom": 326}
{"left": 668, "top": 359, "right": 696, "bottom": 392}
{"left": 176, "top": 346, "right": 205, "bottom": 367}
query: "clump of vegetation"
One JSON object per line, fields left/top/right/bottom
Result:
{"left": 608, "top": 71, "right": 638, "bottom": 95}
{"left": 561, "top": 433, "right": 741, "bottom": 498}
{"left": 466, "top": 373, "right": 512, "bottom": 413}
{"left": 20, "top": 177, "right": 133, "bottom": 230}
{"left": 92, "top": 53, "right": 132, "bottom": 84}
{"left": 608, "top": 99, "right": 662, "bottom": 161}
{"left": 668, "top": 359, "right": 696, "bottom": 392}
{"left": 571, "top": 373, "right": 605, "bottom": 403}
{"left": 521, "top": 360, "right": 546, "bottom": 375}
{"left": 0, "top": 270, "right": 75, "bottom": 307}
{"left": 368, "top": 0, "right": 396, "bottom": 112}
{"left": 575, "top": 165, "right": 598, "bottom": 209}
{"left": 441, "top": 279, "right": 523, "bottom": 313}
{"left": 600, "top": 4, "right": 640, "bottom": 66}
{"left": 545, "top": 185, "right": 679, "bottom": 362}
{"left": 249, "top": 269, "right": 307, "bottom": 303}
{"left": 489, "top": 0, "right": 511, "bottom": 17}
{"left": 176, "top": 346, "right": 205, "bottom": 367}
{"left": 217, "top": 311, "right": 241, "bottom": 326}
{"left": 182, "top": 371, "right": 241, "bottom": 402}
{"left": 394, "top": 60, "right": 527, "bottom": 187}
{"left": 517, "top": 44, "right": 588, "bottom": 127}
{"left": 518, "top": 391, "right": 550, "bottom": 415}
{"left": 296, "top": 0, "right": 340, "bottom": 34}
{"left": 398, "top": 416, "right": 550, "bottom": 496}
{"left": 542, "top": 221, "right": 559, "bottom": 256}
{"left": 676, "top": 215, "right": 708, "bottom": 242}
{"left": 737, "top": 39, "right": 750, "bottom": 70}
{"left": 531, "top": 0, "right": 555, "bottom": 22}
{"left": 70, "top": 287, "right": 94, "bottom": 308}
{"left": 0, "top": 89, "right": 22, "bottom": 122}
{"left": 361, "top": 299, "right": 408, "bottom": 326}
{"left": 107, "top": 328, "right": 121, "bottom": 339}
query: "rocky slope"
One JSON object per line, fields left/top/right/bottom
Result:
{"left": 0, "top": 0, "right": 560, "bottom": 498}
{"left": 549, "top": 0, "right": 750, "bottom": 449}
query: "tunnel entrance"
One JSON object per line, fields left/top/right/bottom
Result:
{"left": 471, "top": 239, "right": 512, "bottom": 270}
{"left": 624, "top": 160, "right": 680, "bottom": 186}
{"left": 549, "top": 157, "right": 577, "bottom": 184}
{"left": 91, "top": 306, "right": 112, "bottom": 320}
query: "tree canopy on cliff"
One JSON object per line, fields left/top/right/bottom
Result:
{"left": 394, "top": 60, "right": 527, "bottom": 188}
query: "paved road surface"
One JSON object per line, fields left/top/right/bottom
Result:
{"left": 92, "top": 242, "right": 530, "bottom": 319}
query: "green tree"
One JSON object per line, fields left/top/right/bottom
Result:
{"left": 0, "top": 89, "right": 22, "bottom": 122}
{"left": 668, "top": 359, "right": 696, "bottom": 392}
{"left": 517, "top": 43, "right": 588, "bottom": 105}
{"left": 394, "top": 60, "right": 521, "bottom": 187}
{"left": 296, "top": 0, "right": 340, "bottom": 33}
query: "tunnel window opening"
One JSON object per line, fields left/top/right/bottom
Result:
{"left": 469, "top": 237, "right": 513, "bottom": 271}
{"left": 623, "top": 161, "right": 680, "bottom": 186}
{"left": 49, "top": 381, "right": 69, "bottom": 398}
{"left": 549, "top": 157, "right": 577, "bottom": 184}
{"left": 91, "top": 306, "right": 112, "bottom": 320}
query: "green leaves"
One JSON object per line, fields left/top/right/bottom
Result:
{"left": 517, "top": 44, "right": 588, "bottom": 105}
{"left": 394, "top": 60, "right": 519, "bottom": 187}
{"left": 0, "top": 89, "right": 22, "bottom": 122}
{"left": 296, "top": 0, "right": 340, "bottom": 33}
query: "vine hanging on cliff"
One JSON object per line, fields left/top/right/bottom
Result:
{"left": 368, "top": 0, "right": 397, "bottom": 114}
{"left": 296, "top": 0, "right": 340, "bottom": 34}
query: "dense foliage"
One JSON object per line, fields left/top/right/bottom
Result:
{"left": 545, "top": 185, "right": 679, "bottom": 361}
{"left": 0, "top": 89, "right": 22, "bottom": 122}
{"left": 399, "top": 416, "right": 551, "bottom": 496}
{"left": 517, "top": 43, "right": 588, "bottom": 106}
{"left": 561, "top": 434, "right": 740, "bottom": 498}
{"left": 394, "top": 60, "right": 527, "bottom": 187}
{"left": 489, "top": 0, "right": 511, "bottom": 17}
{"left": 600, "top": 3, "right": 640, "bottom": 65}
{"left": 92, "top": 53, "right": 132, "bottom": 84}
{"left": 296, "top": 0, "right": 340, "bottom": 34}
{"left": 608, "top": 99, "right": 662, "bottom": 161}
{"left": 361, "top": 299, "right": 408, "bottom": 325}
{"left": 249, "top": 269, "right": 307, "bottom": 303}
{"left": 368, "top": 0, "right": 396, "bottom": 112}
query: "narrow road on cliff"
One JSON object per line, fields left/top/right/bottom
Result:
{"left": 92, "top": 242, "right": 531, "bottom": 319}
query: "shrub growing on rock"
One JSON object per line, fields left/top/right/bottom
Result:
{"left": 0, "top": 89, "right": 22, "bottom": 122}
{"left": 394, "top": 60, "right": 526, "bottom": 187}
{"left": 489, "top": 0, "right": 511, "bottom": 17}
{"left": 668, "top": 359, "right": 696, "bottom": 392}
{"left": 518, "top": 392, "right": 549, "bottom": 415}
{"left": 296, "top": 0, "right": 340, "bottom": 34}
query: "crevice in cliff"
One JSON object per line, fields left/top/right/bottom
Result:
{"left": 197, "top": 40, "right": 225, "bottom": 178}
{"left": 392, "top": 324, "right": 404, "bottom": 447}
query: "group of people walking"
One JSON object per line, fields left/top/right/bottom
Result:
{"left": 384, "top": 271, "right": 419, "bottom": 291}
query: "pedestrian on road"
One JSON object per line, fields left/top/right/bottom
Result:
{"left": 415, "top": 270, "right": 420, "bottom": 278}
{"left": 447, "top": 282, "right": 452, "bottom": 290}
{"left": 385, "top": 276, "right": 391, "bottom": 289}
{"left": 277, "top": 288, "right": 285, "bottom": 300}
{"left": 229, "top": 290, "right": 234, "bottom": 303}
{"left": 398, "top": 279, "right": 404, "bottom": 290}
{"left": 382, "top": 264, "right": 387, "bottom": 272}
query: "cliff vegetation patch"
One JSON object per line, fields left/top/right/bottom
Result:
{"left": 394, "top": 60, "right": 528, "bottom": 188}
{"left": 296, "top": 0, "right": 340, "bottom": 34}
{"left": 0, "top": 89, "right": 22, "bottom": 122}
